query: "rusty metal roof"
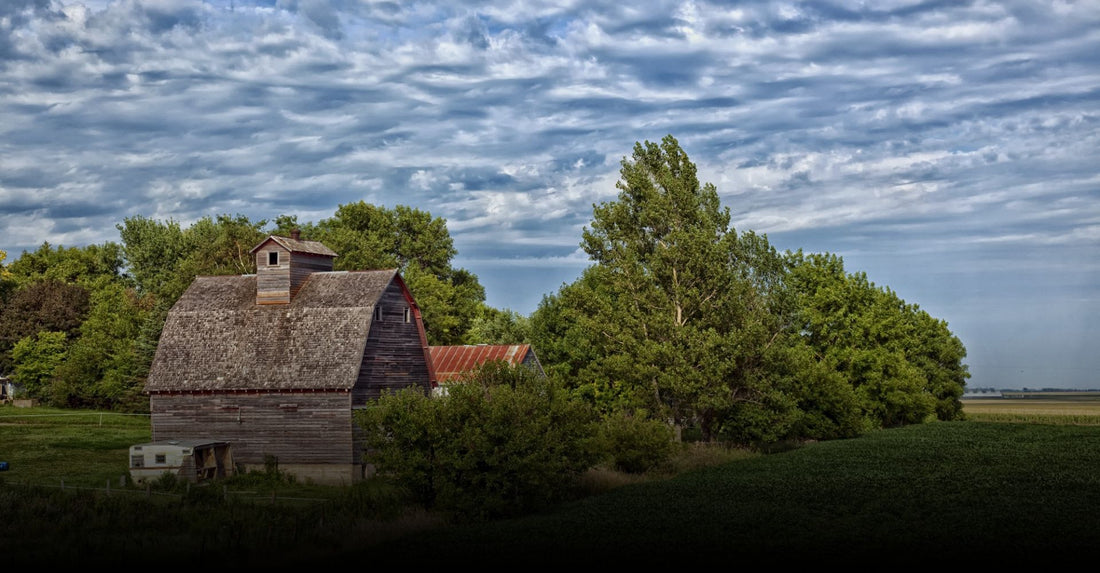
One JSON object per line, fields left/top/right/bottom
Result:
{"left": 428, "top": 344, "right": 537, "bottom": 382}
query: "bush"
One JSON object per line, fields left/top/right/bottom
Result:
{"left": 597, "top": 410, "right": 676, "bottom": 474}
{"left": 357, "top": 361, "right": 600, "bottom": 522}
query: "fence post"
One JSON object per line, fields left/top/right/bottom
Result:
{"left": 106, "top": 479, "right": 110, "bottom": 495}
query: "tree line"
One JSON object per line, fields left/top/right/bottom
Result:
{"left": 358, "top": 136, "right": 970, "bottom": 522}
{"left": 523, "top": 136, "right": 969, "bottom": 444}
{"left": 0, "top": 205, "right": 494, "bottom": 410}
{"left": 0, "top": 135, "right": 969, "bottom": 445}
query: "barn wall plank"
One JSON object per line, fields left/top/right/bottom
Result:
{"left": 150, "top": 391, "right": 356, "bottom": 465}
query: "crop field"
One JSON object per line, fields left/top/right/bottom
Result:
{"left": 4, "top": 403, "right": 1100, "bottom": 567}
{"left": 962, "top": 392, "right": 1100, "bottom": 424}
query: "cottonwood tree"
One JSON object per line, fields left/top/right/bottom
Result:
{"left": 533, "top": 136, "right": 970, "bottom": 444}
{"left": 117, "top": 214, "right": 267, "bottom": 306}
{"left": 535, "top": 135, "right": 795, "bottom": 441}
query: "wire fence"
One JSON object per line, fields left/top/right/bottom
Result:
{"left": 2, "top": 478, "right": 331, "bottom": 505}
{"left": 0, "top": 411, "right": 151, "bottom": 426}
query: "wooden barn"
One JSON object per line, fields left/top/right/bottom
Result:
{"left": 143, "top": 232, "right": 435, "bottom": 485}
{"left": 428, "top": 344, "right": 545, "bottom": 394}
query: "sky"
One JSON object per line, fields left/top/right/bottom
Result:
{"left": 1, "top": 0, "right": 1097, "bottom": 390}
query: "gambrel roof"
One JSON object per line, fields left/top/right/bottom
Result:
{"left": 145, "top": 269, "right": 403, "bottom": 393}
{"left": 428, "top": 344, "right": 544, "bottom": 382}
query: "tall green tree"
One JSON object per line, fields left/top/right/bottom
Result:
{"left": 10, "top": 331, "right": 68, "bottom": 400}
{"left": 49, "top": 282, "right": 155, "bottom": 410}
{"left": 0, "top": 280, "right": 90, "bottom": 373}
{"left": 177, "top": 214, "right": 267, "bottom": 279}
{"left": 117, "top": 214, "right": 267, "bottom": 306}
{"left": 285, "top": 202, "right": 487, "bottom": 345}
{"left": 117, "top": 216, "right": 189, "bottom": 304}
{"left": 5, "top": 242, "right": 126, "bottom": 289}
{"left": 466, "top": 307, "right": 531, "bottom": 345}
{"left": 537, "top": 135, "right": 795, "bottom": 441}
{"left": 786, "top": 251, "right": 968, "bottom": 428}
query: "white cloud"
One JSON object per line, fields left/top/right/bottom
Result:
{"left": 1, "top": 0, "right": 1099, "bottom": 385}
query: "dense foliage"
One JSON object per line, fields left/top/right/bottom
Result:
{"left": 356, "top": 362, "right": 602, "bottom": 522}
{"left": 0, "top": 208, "right": 495, "bottom": 409}
{"left": 0, "top": 135, "right": 969, "bottom": 450}
{"left": 530, "top": 135, "right": 969, "bottom": 444}
{"left": 4, "top": 412, "right": 1099, "bottom": 568}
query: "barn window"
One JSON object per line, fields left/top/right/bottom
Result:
{"left": 374, "top": 305, "right": 383, "bottom": 321}
{"left": 403, "top": 307, "right": 411, "bottom": 323}
{"left": 268, "top": 251, "right": 279, "bottom": 265}
{"left": 155, "top": 454, "right": 166, "bottom": 464}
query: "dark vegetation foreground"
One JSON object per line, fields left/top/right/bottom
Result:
{"left": 352, "top": 421, "right": 1100, "bottom": 567}
{"left": 3, "top": 419, "right": 1098, "bottom": 568}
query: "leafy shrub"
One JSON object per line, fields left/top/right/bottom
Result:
{"left": 357, "top": 361, "right": 600, "bottom": 522}
{"left": 596, "top": 410, "right": 676, "bottom": 474}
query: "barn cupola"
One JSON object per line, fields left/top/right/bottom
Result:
{"left": 249, "top": 230, "right": 338, "bottom": 305}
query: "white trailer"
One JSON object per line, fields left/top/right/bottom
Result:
{"left": 129, "top": 440, "right": 234, "bottom": 483}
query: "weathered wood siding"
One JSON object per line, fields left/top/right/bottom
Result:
{"left": 255, "top": 245, "right": 291, "bottom": 305}
{"left": 149, "top": 391, "right": 356, "bottom": 466}
{"left": 521, "top": 349, "right": 545, "bottom": 375}
{"left": 352, "top": 280, "right": 432, "bottom": 404}
{"left": 289, "top": 253, "right": 333, "bottom": 297}
{"left": 254, "top": 248, "right": 334, "bottom": 304}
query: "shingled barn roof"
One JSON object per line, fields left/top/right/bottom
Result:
{"left": 249, "top": 235, "right": 338, "bottom": 257}
{"left": 145, "top": 270, "right": 398, "bottom": 393}
{"left": 428, "top": 344, "right": 540, "bottom": 382}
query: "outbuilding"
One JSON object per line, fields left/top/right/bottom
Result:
{"left": 428, "top": 344, "right": 545, "bottom": 395}
{"left": 143, "top": 232, "right": 435, "bottom": 485}
{"left": 129, "top": 440, "right": 234, "bottom": 483}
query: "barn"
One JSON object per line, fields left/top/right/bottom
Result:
{"left": 143, "top": 232, "right": 435, "bottom": 485}
{"left": 428, "top": 344, "right": 545, "bottom": 394}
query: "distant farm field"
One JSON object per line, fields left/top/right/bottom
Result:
{"left": 962, "top": 392, "right": 1100, "bottom": 424}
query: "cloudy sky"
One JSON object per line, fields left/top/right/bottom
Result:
{"left": 1, "top": 0, "right": 1097, "bottom": 390}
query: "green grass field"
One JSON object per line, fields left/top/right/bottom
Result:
{"left": 0, "top": 407, "right": 151, "bottom": 487}
{"left": 3, "top": 403, "right": 1099, "bottom": 567}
